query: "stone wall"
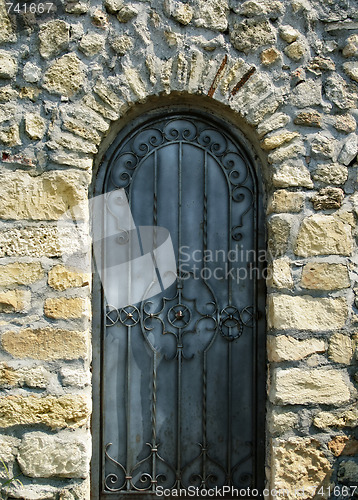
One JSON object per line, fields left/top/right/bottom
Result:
{"left": 0, "top": 0, "right": 357, "bottom": 498}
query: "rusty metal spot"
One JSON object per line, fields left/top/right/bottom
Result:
{"left": 231, "top": 66, "right": 256, "bottom": 96}
{"left": 207, "top": 55, "right": 228, "bottom": 98}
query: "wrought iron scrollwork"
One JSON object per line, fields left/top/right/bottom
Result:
{"left": 104, "top": 442, "right": 176, "bottom": 493}
{"left": 102, "top": 113, "right": 261, "bottom": 494}
{"left": 105, "top": 304, "right": 139, "bottom": 327}
{"left": 219, "top": 306, "right": 243, "bottom": 341}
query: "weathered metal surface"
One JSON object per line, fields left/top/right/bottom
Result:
{"left": 100, "top": 112, "right": 265, "bottom": 497}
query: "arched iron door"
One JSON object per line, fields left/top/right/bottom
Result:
{"left": 98, "top": 111, "right": 265, "bottom": 498}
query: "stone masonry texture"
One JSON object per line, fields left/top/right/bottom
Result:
{"left": 0, "top": 0, "right": 357, "bottom": 498}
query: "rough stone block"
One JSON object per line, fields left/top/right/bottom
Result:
{"left": 0, "top": 85, "right": 18, "bottom": 102}
{"left": 60, "top": 367, "right": 91, "bottom": 388}
{"left": 48, "top": 152, "right": 93, "bottom": 170}
{"left": 311, "top": 187, "right": 344, "bottom": 210}
{"left": 294, "top": 111, "right": 322, "bottom": 128}
{"left": 0, "top": 434, "right": 19, "bottom": 463}
{"left": 260, "top": 47, "right": 281, "bottom": 66}
{"left": 165, "top": 0, "right": 193, "bottom": 25}
{"left": 338, "top": 461, "right": 358, "bottom": 483}
{"left": 0, "top": 290, "right": 30, "bottom": 313}
{"left": 268, "top": 141, "right": 305, "bottom": 164}
{"left": 123, "top": 68, "right": 147, "bottom": 99}
{"left": 273, "top": 161, "right": 313, "bottom": 188}
{"left": 271, "top": 367, "right": 351, "bottom": 404}
{"left": 327, "top": 436, "right": 358, "bottom": 457}
{"left": 0, "top": 363, "right": 49, "bottom": 388}
{"left": 110, "top": 35, "right": 133, "bottom": 55}
{"left": 325, "top": 74, "right": 357, "bottom": 110}
{"left": 267, "top": 259, "right": 293, "bottom": 289}
{"left": 1, "top": 328, "right": 89, "bottom": 360}
{"left": 39, "top": 20, "right": 70, "bottom": 59}
{"left": 261, "top": 131, "right": 299, "bottom": 150}
{"left": 0, "top": 226, "right": 86, "bottom": 257}
{"left": 328, "top": 435, "right": 349, "bottom": 457}
{"left": 267, "top": 190, "right": 304, "bottom": 213}
{"left": 271, "top": 438, "right": 331, "bottom": 498}
{"left": 338, "top": 133, "right": 358, "bottom": 165}
{"left": 310, "top": 56, "right": 335, "bottom": 72}
{"left": 103, "top": 0, "right": 121, "bottom": 14}
{"left": 295, "top": 215, "right": 353, "bottom": 256}
{"left": 301, "top": 263, "right": 350, "bottom": 290}
{"left": 79, "top": 33, "right": 105, "bottom": 57}
{"left": 314, "top": 408, "right": 358, "bottom": 429}
{"left": 335, "top": 114, "right": 356, "bottom": 134}
{"left": 193, "top": 0, "right": 228, "bottom": 32}
{"left": 267, "top": 335, "right": 325, "bottom": 362}
{"left": 48, "top": 129, "right": 97, "bottom": 154}
{"left": 62, "top": 118, "right": 101, "bottom": 144}
{"left": 44, "top": 297, "right": 90, "bottom": 319}
{"left": 268, "top": 409, "right": 299, "bottom": 434}
{"left": 0, "top": 51, "right": 17, "bottom": 79}
{"left": 291, "top": 81, "right": 321, "bottom": 108}
{"left": 0, "top": 124, "right": 20, "bottom": 146}
{"left": 116, "top": 4, "right": 138, "bottom": 22}
{"left": 284, "top": 41, "right": 306, "bottom": 61}
{"left": 268, "top": 294, "right": 348, "bottom": 331}
{"left": 23, "top": 62, "right": 41, "bottom": 83}
{"left": 25, "top": 113, "right": 46, "bottom": 140}
{"left": 268, "top": 215, "right": 291, "bottom": 257}
{"left": 230, "top": 19, "right": 275, "bottom": 53}
{"left": 92, "top": 8, "right": 109, "bottom": 27}
{"left": 43, "top": 54, "right": 85, "bottom": 97}
{"left": 0, "top": 171, "right": 89, "bottom": 221}
{"left": 311, "top": 134, "right": 336, "bottom": 160}
{"left": 93, "top": 78, "right": 124, "bottom": 110}
{"left": 329, "top": 333, "right": 353, "bottom": 364}
{"left": 48, "top": 265, "right": 90, "bottom": 291}
{"left": 0, "top": 395, "right": 90, "bottom": 429}
{"left": 61, "top": 104, "right": 110, "bottom": 133}
{"left": 0, "top": 0, "right": 14, "bottom": 45}
{"left": 343, "top": 62, "right": 358, "bottom": 83}
{"left": 343, "top": 34, "right": 358, "bottom": 58}
{"left": 18, "top": 431, "right": 91, "bottom": 478}
{"left": 313, "top": 163, "right": 348, "bottom": 185}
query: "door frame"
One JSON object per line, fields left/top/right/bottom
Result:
{"left": 91, "top": 102, "right": 267, "bottom": 500}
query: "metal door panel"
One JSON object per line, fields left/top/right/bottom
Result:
{"left": 99, "top": 112, "right": 265, "bottom": 498}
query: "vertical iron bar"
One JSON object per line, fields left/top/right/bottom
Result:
{"left": 202, "top": 351, "right": 207, "bottom": 488}
{"left": 252, "top": 171, "right": 258, "bottom": 488}
{"left": 203, "top": 150, "right": 208, "bottom": 253}
{"left": 227, "top": 157, "right": 233, "bottom": 485}
{"left": 227, "top": 341, "right": 232, "bottom": 485}
{"left": 228, "top": 169, "right": 233, "bottom": 307}
{"left": 154, "top": 150, "right": 158, "bottom": 228}
{"left": 151, "top": 351, "right": 158, "bottom": 491}
{"left": 126, "top": 326, "right": 132, "bottom": 490}
{"left": 126, "top": 186, "right": 133, "bottom": 490}
{"left": 176, "top": 142, "right": 183, "bottom": 488}
{"left": 202, "top": 149, "right": 208, "bottom": 487}
{"left": 151, "top": 151, "right": 158, "bottom": 491}
{"left": 178, "top": 143, "right": 182, "bottom": 270}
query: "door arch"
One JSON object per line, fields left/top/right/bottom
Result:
{"left": 93, "top": 107, "right": 266, "bottom": 498}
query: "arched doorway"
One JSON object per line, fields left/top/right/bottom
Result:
{"left": 93, "top": 107, "right": 266, "bottom": 498}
